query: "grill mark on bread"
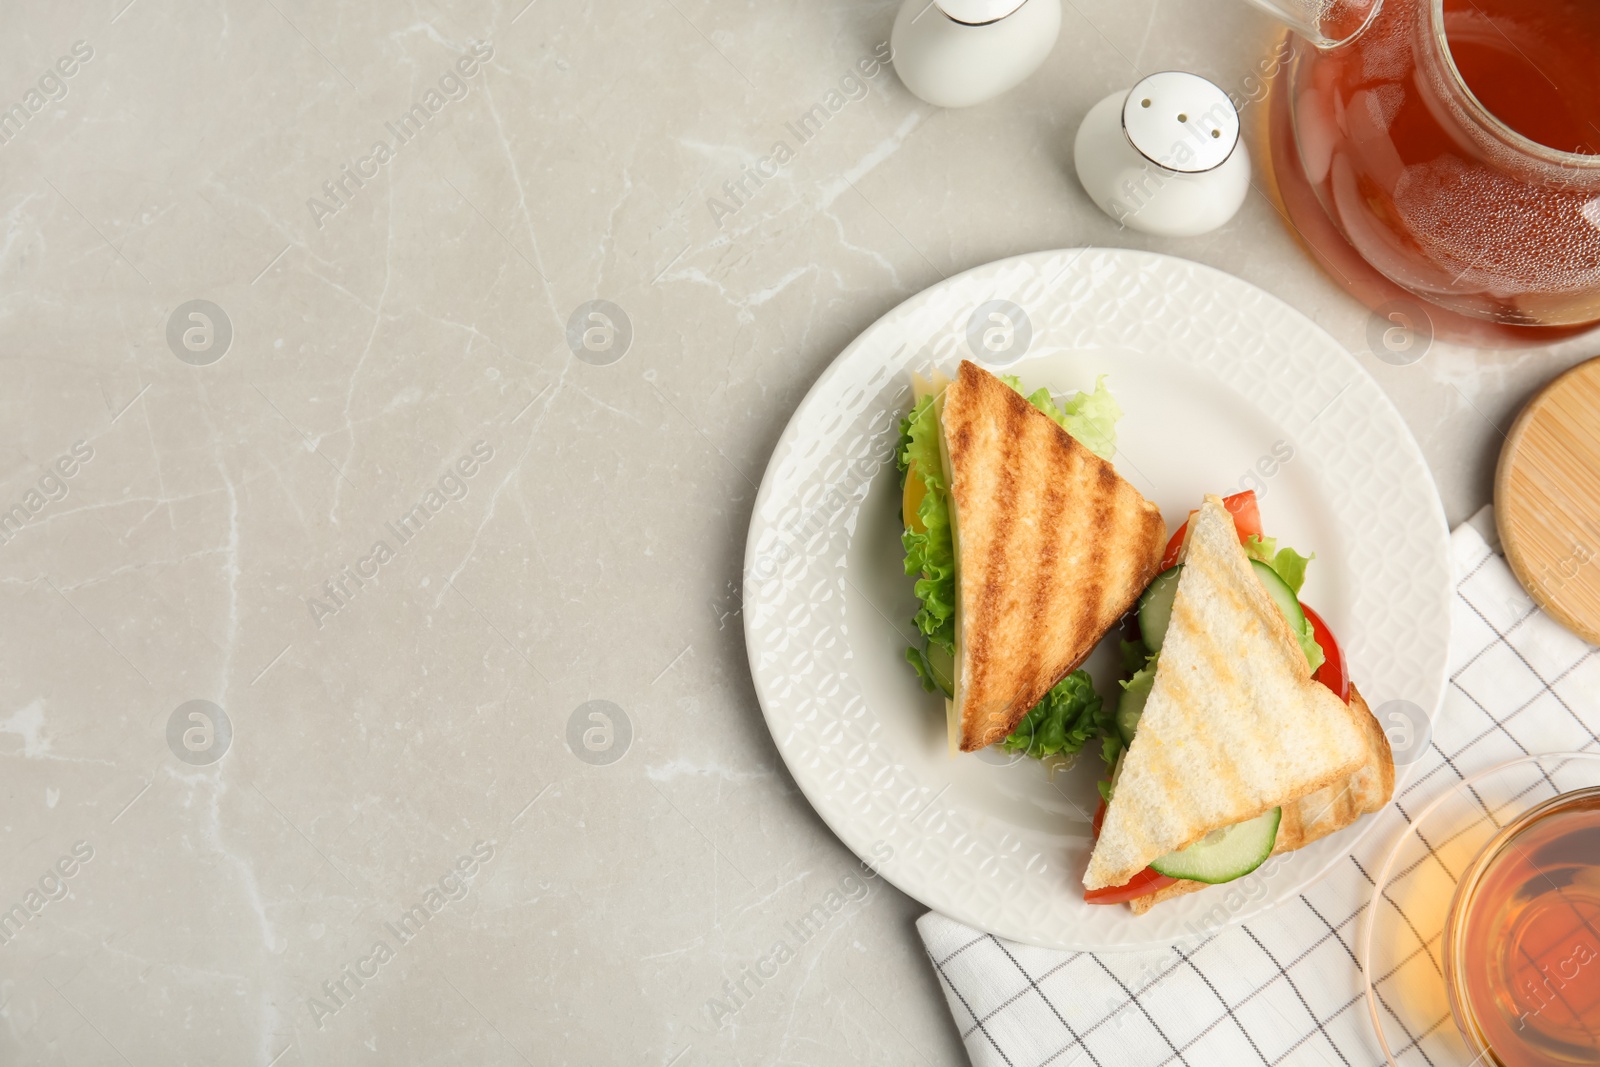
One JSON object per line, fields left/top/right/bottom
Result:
{"left": 1073, "top": 461, "right": 1116, "bottom": 660}
{"left": 949, "top": 423, "right": 973, "bottom": 468}
{"left": 1150, "top": 634, "right": 1254, "bottom": 847}
{"left": 1191, "top": 543, "right": 1290, "bottom": 808}
{"left": 957, "top": 371, "right": 1023, "bottom": 744}
{"left": 1190, "top": 588, "right": 1273, "bottom": 831}
{"left": 1021, "top": 426, "right": 1072, "bottom": 707}
{"left": 971, "top": 394, "right": 1029, "bottom": 741}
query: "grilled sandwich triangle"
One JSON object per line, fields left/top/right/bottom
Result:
{"left": 1084, "top": 495, "right": 1373, "bottom": 892}
{"left": 1127, "top": 682, "right": 1394, "bottom": 913}
{"left": 941, "top": 360, "right": 1166, "bottom": 752}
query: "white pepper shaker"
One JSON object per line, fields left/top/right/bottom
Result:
{"left": 1073, "top": 71, "right": 1251, "bottom": 237}
{"left": 890, "top": 0, "right": 1062, "bottom": 109}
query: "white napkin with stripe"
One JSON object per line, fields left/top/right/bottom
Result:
{"left": 918, "top": 508, "right": 1600, "bottom": 1066}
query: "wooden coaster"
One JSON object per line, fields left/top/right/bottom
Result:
{"left": 1496, "top": 355, "right": 1600, "bottom": 645}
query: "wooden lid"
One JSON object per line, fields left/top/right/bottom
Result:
{"left": 1496, "top": 356, "right": 1600, "bottom": 645}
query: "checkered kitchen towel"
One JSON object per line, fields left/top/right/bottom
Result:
{"left": 918, "top": 508, "right": 1600, "bottom": 1066}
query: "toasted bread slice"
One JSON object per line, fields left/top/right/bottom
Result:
{"left": 1084, "top": 496, "right": 1373, "bottom": 891}
{"left": 941, "top": 360, "right": 1165, "bottom": 752}
{"left": 1128, "top": 685, "right": 1394, "bottom": 914}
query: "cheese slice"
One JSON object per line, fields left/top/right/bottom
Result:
{"left": 936, "top": 388, "right": 962, "bottom": 756}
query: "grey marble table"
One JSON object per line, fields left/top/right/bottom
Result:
{"left": 0, "top": 1, "right": 1593, "bottom": 1064}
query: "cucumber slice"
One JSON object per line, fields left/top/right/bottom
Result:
{"left": 1139, "top": 560, "right": 1308, "bottom": 655}
{"left": 1137, "top": 565, "right": 1182, "bottom": 653}
{"left": 1116, "top": 663, "right": 1157, "bottom": 746}
{"left": 1149, "top": 808, "right": 1281, "bottom": 883}
{"left": 1250, "top": 558, "right": 1307, "bottom": 634}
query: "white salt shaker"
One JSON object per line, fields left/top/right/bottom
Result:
{"left": 1073, "top": 71, "right": 1251, "bottom": 237}
{"left": 891, "top": 0, "right": 1062, "bottom": 109}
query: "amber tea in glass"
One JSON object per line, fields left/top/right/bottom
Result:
{"left": 1444, "top": 787, "right": 1600, "bottom": 1066}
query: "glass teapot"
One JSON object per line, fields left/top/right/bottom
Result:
{"left": 1250, "top": 0, "right": 1600, "bottom": 340}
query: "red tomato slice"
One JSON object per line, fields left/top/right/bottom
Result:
{"left": 1084, "top": 799, "right": 1177, "bottom": 903}
{"left": 1159, "top": 523, "right": 1187, "bottom": 571}
{"left": 1084, "top": 866, "right": 1178, "bottom": 904}
{"left": 1158, "top": 490, "right": 1262, "bottom": 569}
{"left": 1301, "top": 602, "right": 1350, "bottom": 703}
{"left": 1224, "top": 490, "right": 1263, "bottom": 543}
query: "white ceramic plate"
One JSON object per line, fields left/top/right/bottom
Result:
{"left": 742, "top": 248, "right": 1452, "bottom": 951}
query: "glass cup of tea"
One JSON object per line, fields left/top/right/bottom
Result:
{"left": 1443, "top": 786, "right": 1600, "bottom": 1065}
{"left": 1364, "top": 753, "right": 1600, "bottom": 1066}
{"left": 1246, "top": 0, "right": 1600, "bottom": 344}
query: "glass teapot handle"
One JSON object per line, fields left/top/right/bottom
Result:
{"left": 1239, "top": 0, "right": 1381, "bottom": 48}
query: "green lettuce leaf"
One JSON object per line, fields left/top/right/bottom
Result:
{"left": 1244, "top": 535, "right": 1314, "bottom": 595}
{"left": 905, "top": 645, "right": 940, "bottom": 694}
{"left": 1098, "top": 714, "right": 1125, "bottom": 770}
{"left": 906, "top": 637, "right": 955, "bottom": 696}
{"left": 1057, "top": 375, "right": 1121, "bottom": 460}
{"left": 1001, "top": 670, "right": 1103, "bottom": 759}
{"left": 1098, "top": 643, "right": 1162, "bottom": 799}
{"left": 1000, "top": 376, "right": 1068, "bottom": 426}
{"left": 998, "top": 374, "right": 1120, "bottom": 460}
{"left": 895, "top": 407, "right": 917, "bottom": 488}
{"left": 1292, "top": 615, "right": 1326, "bottom": 674}
{"left": 1096, "top": 703, "right": 1133, "bottom": 801}
{"left": 898, "top": 393, "right": 941, "bottom": 485}
{"left": 898, "top": 395, "right": 956, "bottom": 657}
